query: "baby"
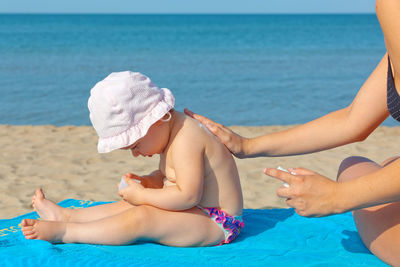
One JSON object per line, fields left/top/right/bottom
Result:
{"left": 21, "top": 71, "right": 244, "bottom": 247}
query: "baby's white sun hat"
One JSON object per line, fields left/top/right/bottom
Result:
{"left": 88, "top": 71, "right": 175, "bottom": 153}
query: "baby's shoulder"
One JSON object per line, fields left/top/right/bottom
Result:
{"left": 170, "top": 116, "right": 207, "bottom": 148}
{"left": 178, "top": 115, "right": 207, "bottom": 136}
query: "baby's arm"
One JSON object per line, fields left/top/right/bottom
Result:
{"left": 120, "top": 131, "right": 205, "bottom": 210}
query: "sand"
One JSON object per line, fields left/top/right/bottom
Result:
{"left": 1, "top": 124, "right": 399, "bottom": 219}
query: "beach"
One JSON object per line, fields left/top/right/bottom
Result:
{"left": 0, "top": 14, "right": 390, "bottom": 219}
{"left": 1, "top": 124, "right": 398, "bottom": 219}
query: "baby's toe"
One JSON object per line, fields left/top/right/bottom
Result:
{"left": 21, "top": 218, "right": 36, "bottom": 227}
{"left": 22, "top": 227, "right": 34, "bottom": 235}
{"left": 35, "top": 188, "right": 45, "bottom": 200}
{"left": 24, "top": 233, "right": 38, "bottom": 239}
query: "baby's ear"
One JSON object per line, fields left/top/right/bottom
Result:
{"left": 160, "top": 112, "right": 172, "bottom": 122}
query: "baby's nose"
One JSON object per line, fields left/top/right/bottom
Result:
{"left": 131, "top": 149, "right": 140, "bottom": 157}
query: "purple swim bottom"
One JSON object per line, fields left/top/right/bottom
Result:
{"left": 198, "top": 206, "right": 244, "bottom": 245}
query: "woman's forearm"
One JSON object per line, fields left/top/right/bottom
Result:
{"left": 246, "top": 107, "right": 361, "bottom": 157}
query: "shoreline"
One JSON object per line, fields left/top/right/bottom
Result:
{"left": 1, "top": 124, "right": 399, "bottom": 219}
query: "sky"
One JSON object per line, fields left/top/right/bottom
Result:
{"left": 1, "top": 0, "right": 375, "bottom": 14}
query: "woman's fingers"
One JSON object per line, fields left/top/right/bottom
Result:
{"left": 184, "top": 108, "right": 217, "bottom": 126}
{"left": 268, "top": 167, "right": 340, "bottom": 217}
{"left": 276, "top": 186, "right": 292, "bottom": 199}
{"left": 264, "top": 168, "right": 294, "bottom": 185}
{"left": 184, "top": 108, "right": 226, "bottom": 132}
{"left": 288, "top": 167, "right": 316, "bottom": 176}
{"left": 183, "top": 108, "right": 194, "bottom": 117}
{"left": 285, "top": 197, "right": 294, "bottom": 208}
{"left": 266, "top": 168, "right": 299, "bottom": 198}
{"left": 205, "top": 122, "right": 230, "bottom": 141}
{"left": 184, "top": 108, "right": 246, "bottom": 157}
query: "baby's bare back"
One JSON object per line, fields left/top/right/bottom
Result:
{"left": 162, "top": 113, "right": 243, "bottom": 216}
{"left": 200, "top": 123, "right": 244, "bottom": 216}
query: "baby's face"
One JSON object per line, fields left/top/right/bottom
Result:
{"left": 122, "top": 122, "right": 169, "bottom": 158}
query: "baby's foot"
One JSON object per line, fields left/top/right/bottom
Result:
{"left": 21, "top": 219, "right": 66, "bottom": 243}
{"left": 32, "top": 188, "right": 70, "bottom": 222}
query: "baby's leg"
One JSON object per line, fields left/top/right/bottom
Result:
{"left": 31, "top": 188, "right": 69, "bottom": 221}
{"left": 67, "top": 200, "right": 135, "bottom": 223}
{"left": 32, "top": 188, "right": 134, "bottom": 223}
{"left": 22, "top": 206, "right": 225, "bottom": 246}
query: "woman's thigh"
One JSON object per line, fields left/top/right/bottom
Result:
{"left": 337, "top": 156, "right": 400, "bottom": 265}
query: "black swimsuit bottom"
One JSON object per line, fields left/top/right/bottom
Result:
{"left": 387, "top": 56, "right": 400, "bottom": 122}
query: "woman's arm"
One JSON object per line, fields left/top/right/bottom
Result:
{"left": 187, "top": 53, "right": 389, "bottom": 158}
{"left": 376, "top": 0, "right": 400, "bottom": 78}
{"left": 266, "top": 2, "right": 400, "bottom": 216}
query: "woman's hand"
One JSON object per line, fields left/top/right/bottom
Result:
{"left": 184, "top": 108, "right": 248, "bottom": 158}
{"left": 118, "top": 174, "right": 145, "bottom": 205}
{"left": 264, "top": 167, "right": 344, "bottom": 217}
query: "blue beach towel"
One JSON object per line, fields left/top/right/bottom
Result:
{"left": 0, "top": 199, "right": 386, "bottom": 266}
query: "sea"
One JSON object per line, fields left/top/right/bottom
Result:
{"left": 0, "top": 14, "right": 394, "bottom": 126}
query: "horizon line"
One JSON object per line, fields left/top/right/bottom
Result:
{"left": 0, "top": 12, "right": 375, "bottom": 15}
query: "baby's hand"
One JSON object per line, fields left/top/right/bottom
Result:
{"left": 123, "top": 172, "right": 142, "bottom": 181}
{"left": 118, "top": 175, "right": 145, "bottom": 205}
{"left": 118, "top": 173, "right": 142, "bottom": 191}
